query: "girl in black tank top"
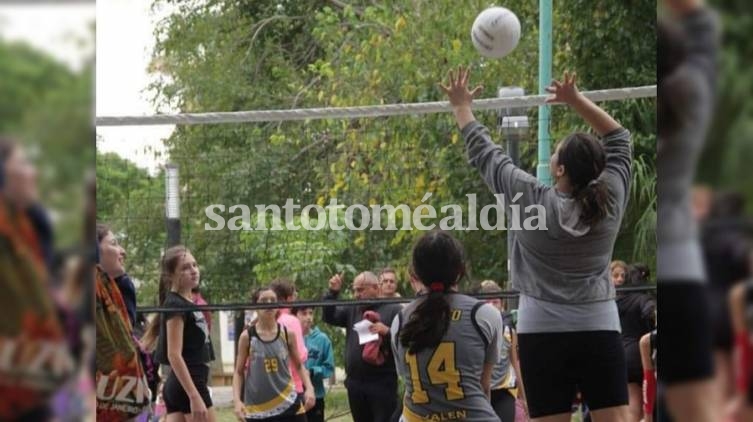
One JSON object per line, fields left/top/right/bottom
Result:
{"left": 142, "top": 246, "right": 216, "bottom": 421}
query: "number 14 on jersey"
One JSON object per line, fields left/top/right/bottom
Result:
{"left": 405, "top": 342, "right": 465, "bottom": 404}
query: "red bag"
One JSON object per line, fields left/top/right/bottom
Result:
{"left": 361, "top": 310, "right": 386, "bottom": 366}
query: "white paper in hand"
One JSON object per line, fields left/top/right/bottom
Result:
{"left": 353, "top": 319, "right": 379, "bottom": 345}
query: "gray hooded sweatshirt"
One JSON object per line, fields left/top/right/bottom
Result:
{"left": 462, "top": 121, "right": 631, "bottom": 332}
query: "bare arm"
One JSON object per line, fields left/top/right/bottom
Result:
{"left": 287, "top": 331, "right": 316, "bottom": 409}
{"left": 452, "top": 106, "right": 476, "bottom": 131}
{"left": 439, "top": 66, "right": 482, "bottom": 131}
{"left": 481, "top": 362, "right": 494, "bottom": 400}
{"left": 730, "top": 283, "right": 747, "bottom": 335}
{"left": 639, "top": 332, "right": 653, "bottom": 372}
{"left": 510, "top": 330, "right": 527, "bottom": 405}
{"left": 232, "top": 331, "right": 250, "bottom": 420}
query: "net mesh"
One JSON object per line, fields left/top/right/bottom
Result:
{"left": 96, "top": 99, "right": 656, "bottom": 306}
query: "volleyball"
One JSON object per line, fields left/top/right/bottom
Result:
{"left": 471, "top": 6, "right": 521, "bottom": 59}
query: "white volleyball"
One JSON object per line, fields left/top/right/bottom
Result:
{"left": 471, "top": 7, "right": 521, "bottom": 59}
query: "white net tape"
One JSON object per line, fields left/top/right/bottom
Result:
{"left": 96, "top": 85, "right": 655, "bottom": 127}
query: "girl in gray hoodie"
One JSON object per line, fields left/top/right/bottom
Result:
{"left": 441, "top": 66, "right": 631, "bottom": 421}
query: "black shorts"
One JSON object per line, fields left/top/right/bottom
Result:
{"left": 490, "top": 389, "right": 516, "bottom": 422}
{"left": 163, "top": 364, "right": 213, "bottom": 415}
{"left": 518, "top": 331, "right": 628, "bottom": 418}
{"left": 625, "top": 341, "right": 644, "bottom": 384}
{"left": 709, "top": 286, "right": 733, "bottom": 351}
{"left": 658, "top": 282, "right": 714, "bottom": 384}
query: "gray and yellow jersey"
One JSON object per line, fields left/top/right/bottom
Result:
{"left": 243, "top": 324, "right": 304, "bottom": 419}
{"left": 391, "top": 293, "right": 503, "bottom": 422}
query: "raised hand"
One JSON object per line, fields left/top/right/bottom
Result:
{"left": 329, "top": 273, "right": 343, "bottom": 292}
{"left": 439, "top": 65, "right": 483, "bottom": 109}
{"left": 545, "top": 71, "right": 581, "bottom": 105}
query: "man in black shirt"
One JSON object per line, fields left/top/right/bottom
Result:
{"left": 323, "top": 272, "right": 402, "bottom": 422}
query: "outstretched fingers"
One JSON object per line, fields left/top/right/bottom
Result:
{"left": 569, "top": 71, "right": 577, "bottom": 86}
{"left": 439, "top": 65, "right": 480, "bottom": 99}
{"left": 562, "top": 70, "right": 577, "bottom": 86}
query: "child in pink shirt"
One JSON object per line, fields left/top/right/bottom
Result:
{"left": 270, "top": 279, "right": 313, "bottom": 410}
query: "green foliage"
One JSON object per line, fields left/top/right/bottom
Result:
{"left": 96, "top": 151, "right": 166, "bottom": 301}
{"left": 98, "top": 1, "right": 656, "bottom": 307}
{"left": 0, "top": 39, "right": 92, "bottom": 247}
{"left": 697, "top": 0, "right": 753, "bottom": 209}
{"left": 95, "top": 0, "right": 656, "bottom": 372}
{"left": 0, "top": 42, "right": 75, "bottom": 134}
{"left": 25, "top": 64, "right": 94, "bottom": 246}
{"left": 239, "top": 212, "right": 352, "bottom": 287}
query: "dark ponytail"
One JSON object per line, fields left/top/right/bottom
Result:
{"left": 557, "top": 133, "right": 608, "bottom": 225}
{"left": 400, "top": 231, "right": 465, "bottom": 354}
{"left": 574, "top": 179, "right": 609, "bottom": 225}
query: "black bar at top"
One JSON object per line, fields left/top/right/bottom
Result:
{"left": 135, "top": 285, "right": 657, "bottom": 314}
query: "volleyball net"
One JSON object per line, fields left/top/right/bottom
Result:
{"left": 96, "top": 86, "right": 657, "bottom": 307}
